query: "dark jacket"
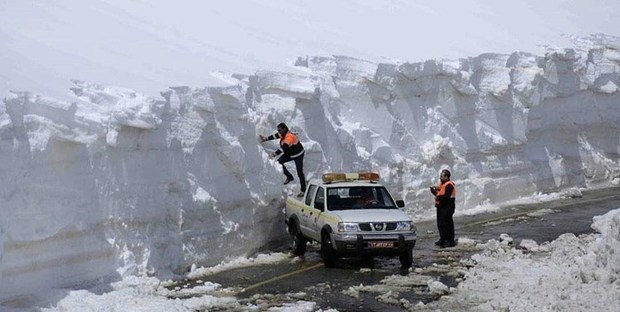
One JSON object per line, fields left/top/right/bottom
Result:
{"left": 267, "top": 130, "right": 304, "bottom": 158}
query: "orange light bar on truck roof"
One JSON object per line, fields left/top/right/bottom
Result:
{"left": 322, "top": 173, "right": 346, "bottom": 183}
{"left": 358, "top": 172, "right": 380, "bottom": 181}
{"left": 322, "top": 172, "right": 380, "bottom": 183}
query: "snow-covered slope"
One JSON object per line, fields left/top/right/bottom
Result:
{"left": 1, "top": 35, "right": 619, "bottom": 300}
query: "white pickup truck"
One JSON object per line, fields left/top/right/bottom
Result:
{"left": 284, "top": 172, "right": 417, "bottom": 268}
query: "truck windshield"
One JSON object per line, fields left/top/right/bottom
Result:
{"left": 326, "top": 186, "right": 397, "bottom": 211}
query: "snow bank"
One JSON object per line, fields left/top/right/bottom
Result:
{"left": 427, "top": 208, "right": 620, "bottom": 311}
{"left": 1, "top": 35, "right": 620, "bottom": 301}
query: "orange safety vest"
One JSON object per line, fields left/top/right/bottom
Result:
{"left": 280, "top": 132, "right": 299, "bottom": 146}
{"left": 435, "top": 180, "right": 456, "bottom": 206}
{"left": 278, "top": 131, "right": 304, "bottom": 158}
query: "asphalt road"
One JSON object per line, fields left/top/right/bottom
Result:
{"left": 169, "top": 186, "right": 620, "bottom": 311}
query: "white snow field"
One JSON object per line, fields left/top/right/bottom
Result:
{"left": 1, "top": 34, "right": 619, "bottom": 310}
{"left": 1, "top": 0, "right": 619, "bottom": 310}
{"left": 2, "top": 0, "right": 618, "bottom": 100}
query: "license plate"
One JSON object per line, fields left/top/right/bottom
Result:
{"left": 368, "top": 241, "right": 393, "bottom": 248}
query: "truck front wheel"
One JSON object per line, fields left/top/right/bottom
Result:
{"left": 289, "top": 222, "right": 307, "bottom": 256}
{"left": 399, "top": 246, "right": 413, "bottom": 268}
{"left": 321, "top": 233, "right": 337, "bottom": 268}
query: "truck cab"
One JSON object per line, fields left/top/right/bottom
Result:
{"left": 285, "top": 172, "right": 417, "bottom": 268}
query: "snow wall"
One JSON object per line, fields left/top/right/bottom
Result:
{"left": 1, "top": 35, "right": 619, "bottom": 300}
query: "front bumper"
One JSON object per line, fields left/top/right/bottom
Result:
{"left": 331, "top": 232, "right": 417, "bottom": 256}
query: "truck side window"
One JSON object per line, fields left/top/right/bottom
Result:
{"left": 314, "top": 187, "right": 325, "bottom": 211}
{"left": 305, "top": 185, "right": 317, "bottom": 206}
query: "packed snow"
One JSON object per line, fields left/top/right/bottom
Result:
{"left": 1, "top": 0, "right": 620, "bottom": 311}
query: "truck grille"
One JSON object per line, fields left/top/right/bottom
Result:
{"left": 359, "top": 222, "right": 397, "bottom": 232}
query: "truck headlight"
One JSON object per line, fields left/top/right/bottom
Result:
{"left": 396, "top": 221, "right": 414, "bottom": 231}
{"left": 338, "top": 222, "right": 359, "bottom": 233}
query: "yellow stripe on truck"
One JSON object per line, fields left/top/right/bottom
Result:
{"left": 319, "top": 214, "right": 340, "bottom": 223}
{"left": 285, "top": 198, "right": 341, "bottom": 224}
{"left": 286, "top": 199, "right": 306, "bottom": 212}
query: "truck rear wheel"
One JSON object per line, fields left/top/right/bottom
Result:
{"left": 289, "top": 223, "right": 307, "bottom": 256}
{"left": 321, "top": 232, "right": 337, "bottom": 268}
{"left": 399, "top": 246, "right": 413, "bottom": 268}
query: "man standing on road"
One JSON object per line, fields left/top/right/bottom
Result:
{"left": 430, "top": 169, "right": 457, "bottom": 248}
{"left": 259, "top": 123, "right": 306, "bottom": 197}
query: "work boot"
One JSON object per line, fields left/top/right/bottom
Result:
{"left": 283, "top": 177, "right": 294, "bottom": 185}
{"left": 296, "top": 191, "right": 305, "bottom": 198}
{"left": 434, "top": 240, "right": 444, "bottom": 247}
{"left": 444, "top": 241, "right": 456, "bottom": 248}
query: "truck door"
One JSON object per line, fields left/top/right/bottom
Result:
{"left": 299, "top": 184, "right": 317, "bottom": 234}
{"left": 307, "top": 186, "right": 325, "bottom": 241}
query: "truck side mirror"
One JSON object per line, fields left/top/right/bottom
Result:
{"left": 395, "top": 200, "right": 405, "bottom": 208}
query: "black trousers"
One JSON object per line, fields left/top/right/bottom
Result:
{"left": 278, "top": 153, "right": 306, "bottom": 192}
{"left": 436, "top": 206, "right": 455, "bottom": 244}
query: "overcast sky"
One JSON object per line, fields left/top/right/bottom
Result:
{"left": 1, "top": 0, "right": 619, "bottom": 98}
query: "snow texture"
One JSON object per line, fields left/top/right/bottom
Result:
{"left": 1, "top": 35, "right": 620, "bottom": 303}
{"left": 425, "top": 209, "right": 620, "bottom": 312}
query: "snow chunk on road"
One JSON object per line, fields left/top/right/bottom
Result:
{"left": 430, "top": 208, "right": 620, "bottom": 311}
